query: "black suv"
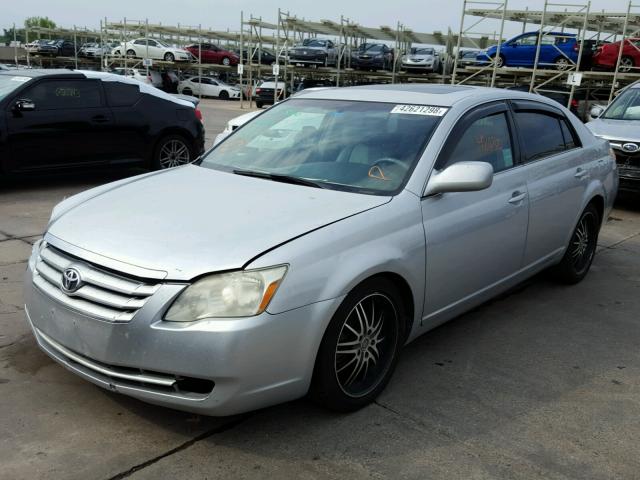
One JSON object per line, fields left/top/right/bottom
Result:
{"left": 0, "top": 70, "right": 205, "bottom": 174}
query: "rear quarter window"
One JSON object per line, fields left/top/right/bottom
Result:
{"left": 103, "top": 81, "right": 141, "bottom": 107}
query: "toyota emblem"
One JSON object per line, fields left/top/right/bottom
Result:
{"left": 622, "top": 142, "right": 639, "bottom": 153}
{"left": 61, "top": 267, "right": 82, "bottom": 293}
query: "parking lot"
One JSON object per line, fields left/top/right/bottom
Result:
{"left": 1, "top": 98, "right": 639, "bottom": 480}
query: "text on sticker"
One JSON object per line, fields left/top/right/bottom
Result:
{"left": 390, "top": 105, "right": 448, "bottom": 116}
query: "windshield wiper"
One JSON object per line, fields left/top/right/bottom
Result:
{"left": 232, "top": 169, "right": 325, "bottom": 189}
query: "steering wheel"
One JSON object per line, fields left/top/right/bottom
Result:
{"left": 373, "top": 157, "right": 406, "bottom": 170}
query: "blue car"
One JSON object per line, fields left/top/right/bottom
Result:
{"left": 477, "top": 31, "right": 578, "bottom": 70}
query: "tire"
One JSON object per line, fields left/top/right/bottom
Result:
{"left": 554, "top": 56, "right": 571, "bottom": 70}
{"left": 152, "top": 134, "right": 193, "bottom": 170}
{"left": 619, "top": 56, "right": 634, "bottom": 73}
{"left": 552, "top": 203, "right": 600, "bottom": 284}
{"left": 126, "top": 49, "right": 136, "bottom": 57}
{"left": 164, "top": 52, "right": 175, "bottom": 62}
{"left": 310, "top": 277, "right": 405, "bottom": 412}
{"left": 219, "top": 90, "right": 229, "bottom": 100}
{"left": 221, "top": 57, "right": 231, "bottom": 66}
{"left": 491, "top": 54, "right": 505, "bottom": 68}
{"left": 256, "top": 101, "right": 264, "bottom": 108}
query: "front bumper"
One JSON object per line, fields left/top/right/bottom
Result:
{"left": 24, "top": 263, "right": 342, "bottom": 416}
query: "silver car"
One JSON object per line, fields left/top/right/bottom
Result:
{"left": 402, "top": 47, "right": 441, "bottom": 72}
{"left": 587, "top": 82, "right": 640, "bottom": 194}
{"left": 24, "top": 85, "right": 618, "bottom": 416}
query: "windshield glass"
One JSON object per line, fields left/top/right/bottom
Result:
{"left": 360, "top": 44, "right": 383, "bottom": 52}
{"left": 412, "top": 48, "right": 434, "bottom": 55}
{"left": 301, "top": 39, "right": 326, "bottom": 48}
{"left": 0, "top": 75, "right": 29, "bottom": 101}
{"left": 603, "top": 88, "right": 640, "bottom": 120}
{"left": 155, "top": 39, "right": 169, "bottom": 47}
{"left": 200, "top": 99, "right": 445, "bottom": 195}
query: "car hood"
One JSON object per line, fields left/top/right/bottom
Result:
{"left": 586, "top": 118, "right": 640, "bottom": 141}
{"left": 405, "top": 54, "right": 434, "bottom": 60}
{"left": 47, "top": 165, "right": 390, "bottom": 280}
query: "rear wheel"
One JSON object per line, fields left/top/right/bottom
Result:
{"left": 554, "top": 56, "right": 571, "bottom": 70}
{"left": 219, "top": 90, "right": 229, "bottom": 100}
{"left": 552, "top": 204, "right": 600, "bottom": 284}
{"left": 152, "top": 135, "right": 193, "bottom": 170}
{"left": 310, "top": 277, "right": 405, "bottom": 412}
{"left": 619, "top": 56, "right": 635, "bottom": 73}
{"left": 256, "top": 100, "right": 264, "bottom": 108}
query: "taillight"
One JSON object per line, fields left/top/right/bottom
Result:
{"left": 571, "top": 99, "right": 579, "bottom": 108}
{"left": 574, "top": 43, "right": 579, "bottom": 51}
{"left": 195, "top": 107, "right": 203, "bottom": 123}
{"left": 256, "top": 88, "right": 262, "bottom": 94}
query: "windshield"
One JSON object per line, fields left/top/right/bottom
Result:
{"left": 200, "top": 99, "right": 445, "bottom": 195}
{"left": 412, "top": 48, "right": 434, "bottom": 55}
{"left": 0, "top": 75, "right": 29, "bottom": 101}
{"left": 603, "top": 88, "right": 640, "bottom": 120}
{"left": 155, "top": 39, "right": 170, "bottom": 47}
{"left": 359, "top": 44, "right": 383, "bottom": 52}
{"left": 301, "top": 39, "right": 326, "bottom": 48}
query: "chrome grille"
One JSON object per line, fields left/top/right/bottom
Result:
{"left": 33, "top": 244, "right": 160, "bottom": 322}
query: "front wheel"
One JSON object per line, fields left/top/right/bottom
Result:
{"left": 619, "top": 56, "right": 634, "bottom": 73}
{"left": 552, "top": 204, "right": 600, "bottom": 284}
{"left": 164, "top": 52, "right": 175, "bottom": 62}
{"left": 126, "top": 49, "right": 136, "bottom": 57}
{"left": 491, "top": 54, "right": 504, "bottom": 68}
{"left": 152, "top": 135, "right": 193, "bottom": 170}
{"left": 219, "top": 90, "right": 229, "bottom": 100}
{"left": 310, "top": 277, "right": 405, "bottom": 412}
{"left": 221, "top": 57, "right": 231, "bottom": 66}
{"left": 555, "top": 56, "right": 571, "bottom": 70}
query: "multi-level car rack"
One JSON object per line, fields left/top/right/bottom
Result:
{"left": 6, "top": 0, "right": 640, "bottom": 115}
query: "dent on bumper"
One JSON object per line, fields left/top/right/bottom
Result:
{"left": 24, "top": 269, "right": 343, "bottom": 416}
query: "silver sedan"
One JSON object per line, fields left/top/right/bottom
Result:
{"left": 24, "top": 84, "right": 618, "bottom": 415}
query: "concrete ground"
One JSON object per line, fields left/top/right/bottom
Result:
{"left": 1, "top": 98, "right": 639, "bottom": 479}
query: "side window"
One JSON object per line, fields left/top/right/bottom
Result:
{"left": 444, "top": 112, "right": 514, "bottom": 173}
{"left": 519, "top": 35, "right": 538, "bottom": 46}
{"left": 22, "top": 79, "right": 102, "bottom": 110}
{"left": 147, "top": 40, "right": 158, "bottom": 47}
{"left": 514, "top": 111, "right": 566, "bottom": 161}
{"left": 104, "top": 81, "right": 141, "bottom": 107}
{"left": 190, "top": 77, "right": 200, "bottom": 83}
{"left": 559, "top": 117, "right": 579, "bottom": 149}
{"left": 134, "top": 39, "right": 145, "bottom": 45}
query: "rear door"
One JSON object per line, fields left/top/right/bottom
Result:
{"left": 5, "top": 77, "right": 114, "bottom": 171}
{"left": 510, "top": 100, "right": 587, "bottom": 266}
{"left": 421, "top": 101, "right": 529, "bottom": 325}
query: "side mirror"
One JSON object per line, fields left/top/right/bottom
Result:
{"left": 13, "top": 99, "right": 35, "bottom": 112}
{"left": 424, "top": 161, "right": 494, "bottom": 196}
{"left": 590, "top": 105, "right": 605, "bottom": 118}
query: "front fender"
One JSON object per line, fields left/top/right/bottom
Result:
{"left": 247, "top": 191, "right": 426, "bottom": 339}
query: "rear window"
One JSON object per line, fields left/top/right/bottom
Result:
{"left": 104, "top": 81, "right": 141, "bottom": 107}
{"left": 514, "top": 111, "right": 567, "bottom": 161}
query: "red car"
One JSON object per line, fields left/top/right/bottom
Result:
{"left": 592, "top": 38, "right": 640, "bottom": 72}
{"left": 185, "top": 43, "right": 239, "bottom": 66}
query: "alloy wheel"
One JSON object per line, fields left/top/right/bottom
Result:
{"left": 620, "top": 57, "right": 634, "bottom": 73}
{"left": 555, "top": 57, "right": 570, "bottom": 70}
{"left": 158, "top": 139, "right": 191, "bottom": 168}
{"left": 334, "top": 293, "right": 398, "bottom": 398}
{"left": 570, "top": 211, "right": 597, "bottom": 275}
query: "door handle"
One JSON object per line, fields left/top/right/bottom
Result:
{"left": 575, "top": 168, "right": 589, "bottom": 179}
{"left": 508, "top": 191, "right": 527, "bottom": 204}
{"left": 91, "top": 115, "right": 110, "bottom": 124}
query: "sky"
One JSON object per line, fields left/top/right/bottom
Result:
{"left": 2, "top": 0, "right": 636, "bottom": 39}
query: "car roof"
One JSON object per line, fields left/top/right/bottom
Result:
{"left": 0, "top": 69, "right": 82, "bottom": 79}
{"left": 295, "top": 83, "right": 564, "bottom": 108}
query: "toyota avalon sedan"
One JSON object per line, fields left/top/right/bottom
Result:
{"left": 24, "top": 84, "right": 618, "bottom": 416}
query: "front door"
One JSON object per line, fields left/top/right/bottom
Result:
{"left": 421, "top": 102, "right": 529, "bottom": 326}
{"left": 5, "top": 78, "right": 113, "bottom": 171}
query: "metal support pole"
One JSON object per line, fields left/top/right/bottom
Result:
{"left": 13, "top": 23, "right": 18, "bottom": 68}
{"left": 490, "top": 1, "right": 507, "bottom": 88}
{"left": 610, "top": 0, "right": 632, "bottom": 102}
{"left": 240, "top": 11, "right": 245, "bottom": 109}
{"left": 529, "top": 0, "right": 549, "bottom": 92}
{"left": 568, "top": 2, "right": 591, "bottom": 109}
{"left": 74, "top": 25, "right": 78, "bottom": 69}
{"left": 274, "top": 9, "right": 280, "bottom": 105}
{"left": 145, "top": 19, "right": 150, "bottom": 79}
{"left": 451, "top": 0, "right": 467, "bottom": 84}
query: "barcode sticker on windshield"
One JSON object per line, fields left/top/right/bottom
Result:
{"left": 10, "top": 76, "right": 30, "bottom": 83}
{"left": 390, "top": 105, "right": 448, "bottom": 116}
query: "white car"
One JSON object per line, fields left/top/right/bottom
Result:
{"left": 177, "top": 77, "right": 241, "bottom": 100}
{"left": 214, "top": 110, "right": 262, "bottom": 145}
{"left": 24, "top": 39, "right": 48, "bottom": 53}
{"left": 112, "top": 38, "right": 190, "bottom": 62}
{"left": 111, "top": 67, "right": 163, "bottom": 88}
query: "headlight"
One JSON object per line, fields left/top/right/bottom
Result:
{"left": 164, "top": 265, "right": 287, "bottom": 321}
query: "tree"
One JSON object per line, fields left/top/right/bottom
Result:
{"left": 24, "top": 17, "right": 57, "bottom": 30}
